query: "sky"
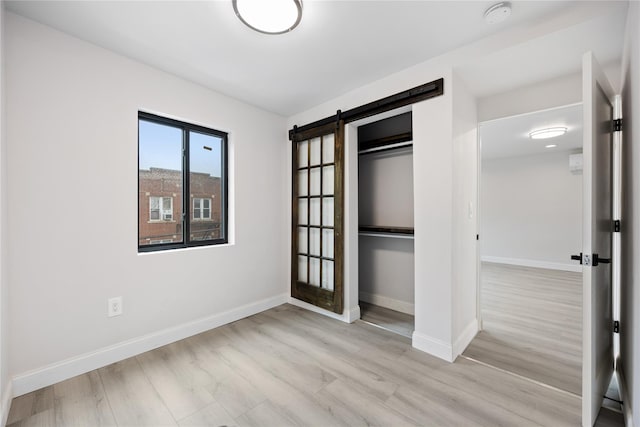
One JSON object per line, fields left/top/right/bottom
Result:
{"left": 139, "top": 119, "right": 222, "bottom": 177}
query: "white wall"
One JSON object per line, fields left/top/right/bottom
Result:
{"left": 358, "top": 236, "right": 414, "bottom": 314}
{"left": 6, "top": 13, "right": 288, "bottom": 395}
{"left": 481, "top": 150, "right": 583, "bottom": 272}
{"left": 411, "top": 72, "right": 456, "bottom": 360}
{"left": 477, "top": 72, "right": 582, "bottom": 123}
{"left": 477, "top": 64, "right": 620, "bottom": 123}
{"left": 359, "top": 147, "right": 414, "bottom": 227}
{"left": 0, "top": 1, "right": 9, "bottom": 424}
{"left": 620, "top": 2, "right": 640, "bottom": 426}
{"left": 451, "top": 72, "right": 478, "bottom": 353}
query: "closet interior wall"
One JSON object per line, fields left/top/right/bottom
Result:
{"left": 358, "top": 112, "right": 415, "bottom": 315}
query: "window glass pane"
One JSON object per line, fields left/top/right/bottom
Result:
{"left": 139, "top": 120, "right": 183, "bottom": 246}
{"left": 298, "top": 170, "right": 308, "bottom": 196}
{"left": 309, "top": 228, "right": 320, "bottom": 256}
{"left": 322, "top": 260, "right": 334, "bottom": 290}
{"left": 309, "top": 137, "right": 321, "bottom": 165}
{"left": 189, "top": 131, "right": 223, "bottom": 242}
{"left": 298, "top": 256, "right": 308, "bottom": 282}
{"left": 323, "top": 134, "right": 334, "bottom": 163}
{"left": 298, "top": 140, "right": 308, "bottom": 168}
{"left": 322, "top": 166, "right": 334, "bottom": 195}
{"left": 322, "top": 197, "right": 334, "bottom": 227}
{"left": 322, "top": 229, "right": 334, "bottom": 258}
{"left": 298, "top": 199, "right": 308, "bottom": 225}
{"left": 298, "top": 227, "right": 308, "bottom": 254}
{"left": 310, "top": 168, "right": 321, "bottom": 195}
{"left": 309, "top": 258, "right": 320, "bottom": 287}
{"left": 310, "top": 198, "right": 321, "bottom": 226}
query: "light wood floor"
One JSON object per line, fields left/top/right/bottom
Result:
{"left": 359, "top": 301, "right": 414, "bottom": 338}
{"left": 464, "top": 262, "right": 582, "bottom": 396}
{"left": 7, "top": 303, "right": 584, "bottom": 427}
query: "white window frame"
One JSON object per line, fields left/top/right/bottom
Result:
{"left": 193, "top": 197, "right": 211, "bottom": 220}
{"left": 149, "top": 196, "right": 173, "bottom": 221}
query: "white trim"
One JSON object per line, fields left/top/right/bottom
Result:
{"left": 1, "top": 380, "right": 13, "bottom": 427}
{"left": 288, "top": 297, "right": 360, "bottom": 323}
{"left": 359, "top": 291, "right": 414, "bottom": 315}
{"left": 411, "top": 331, "right": 454, "bottom": 362}
{"left": 481, "top": 256, "right": 582, "bottom": 273}
{"left": 478, "top": 102, "right": 583, "bottom": 126}
{"left": 453, "top": 319, "right": 479, "bottom": 358}
{"left": 616, "top": 359, "right": 633, "bottom": 427}
{"left": 11, "top": 293, "right": 288, "bottom": 397}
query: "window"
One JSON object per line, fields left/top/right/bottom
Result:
{"left": 138, "top": 112, "right": 228, "bottom": 251}
{"left": 193, "top": 198, "right": 211, "bottom": 220}
{"left": 150, "top": 196, "right": 173, "bottom": 221}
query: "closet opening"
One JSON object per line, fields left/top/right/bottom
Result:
{"left": 357, "top": 111, "right": 415, "bottom": 338}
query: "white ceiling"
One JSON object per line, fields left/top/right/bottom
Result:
{"left": 5, "top": 1, "right": 628, "bottom": 116}
{"left": 480, "top": 103, "right": 582, "bottom": 160}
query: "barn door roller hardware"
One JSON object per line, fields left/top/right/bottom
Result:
{"left": 289, "top": 78, "right": 444, "bottom": 140}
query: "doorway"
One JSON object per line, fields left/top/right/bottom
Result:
{"left": 464, "top": 103, "right": 584, "bottom": 396}
{"left": 356, "top": 111, "right": 415, "bottom": 338}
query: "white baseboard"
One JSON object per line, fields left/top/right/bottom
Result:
{"left": 288, "top": 297, "right": 360, "bottom": 323}
{"left": 616, "top": 358, "right": 634, "bottom": 427}
{"left": 453, "top": 319, "right": 479, "bottom": 359}
{"left": 412, "top": 331, "right": 454, "bottom": 363}
{"left": 481, "top": 256, "right": 581, "bottom": 273}
{"left": 359, "top": 292, "right": 414, "bottom": 315}
{"left": 1, "top": 380, "right": 12, "bottom": 427}
{"left": 11, "top": 293, "right": 288, "bottom": 397}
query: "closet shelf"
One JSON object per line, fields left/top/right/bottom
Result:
{"left": 358, "top": 226, "right": 414, "bottom": 239}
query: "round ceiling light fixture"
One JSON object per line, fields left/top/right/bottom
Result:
{"left": 529, "top": 127, "right": 568, "bottom": 140}
{"left": 233, "top": 0, "right": 303, "bottom": 35}
{"left": 484, "top": 2, "right": 512, "bottom": 25}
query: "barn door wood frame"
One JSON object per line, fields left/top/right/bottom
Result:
{"left": 289, "top": 78, "right": 444, "bottom": 314}
{"left": 291, "top": 120, "right": 345, "bottom": 313}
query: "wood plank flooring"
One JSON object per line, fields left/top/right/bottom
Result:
{"left": 359, "top": 301, "right": 414, "bottom": 338}
{"left": 463, "top": 262, "right": 582, "bottom": 396}
{"left": 7, "top": 303, "right": 583, "bottom": 427}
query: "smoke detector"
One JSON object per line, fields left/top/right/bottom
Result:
{"left": 484, "top": 2, "right": 511, "bottom": 24}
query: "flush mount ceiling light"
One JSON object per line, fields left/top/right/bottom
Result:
{"left": 233, "top": 0, "right": 303, "bottom": 35}
{"left": 484, "top": 2, "right": 511, "bottom": 24}
{"left": 545, "top": 144, "right": 558, "bottom": 148}
{"left": 529, "top": 127, "right": 568, "bottom": 140}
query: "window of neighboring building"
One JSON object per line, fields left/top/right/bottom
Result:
{"left": 138, "top": 112, "right": 228, "bottom": 251}
{"left": 150, "top": 196, "right": 173, "bottom": 221}
{"left": 193, "top": 198, "right": 211, "bottom": 220}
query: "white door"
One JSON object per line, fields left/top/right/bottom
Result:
{"left": 581, "top": 51, "right": 616, "bottom": 426}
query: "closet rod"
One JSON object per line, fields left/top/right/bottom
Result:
{"left": 359, "top": 141, "right": 413, "bottom": 155}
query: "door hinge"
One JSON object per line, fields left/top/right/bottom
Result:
{"left": 614, "top": 320, "right": 620, "bottom": 333}
{"left": 614, "top": 119, "right": 623, "bottom": 132}
{"left": 614, "top": 220, "right": 621, "bottom": 232}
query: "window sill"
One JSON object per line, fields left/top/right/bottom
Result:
{"left": 137, "top": 241, "right": 234, "bottom": 256}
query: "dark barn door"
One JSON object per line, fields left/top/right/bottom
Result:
{"left": 291, "top": 121, "right": 344, "bottom": 314}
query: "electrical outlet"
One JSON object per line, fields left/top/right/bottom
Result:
{"left": 108, "top": 296, "right": 123, "bottom": 317}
